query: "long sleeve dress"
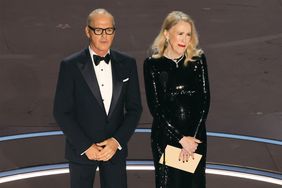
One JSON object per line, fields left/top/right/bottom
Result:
{"left": 143, "top": 54, "right": 210, "bottom": 188}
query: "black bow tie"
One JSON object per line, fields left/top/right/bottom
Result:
{"left": 93, "top": 54, "right": 111, "bottom": 65}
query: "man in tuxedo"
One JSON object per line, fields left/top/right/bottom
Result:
{"left": 53, "top": 8, "right": 142, "bottom": 188}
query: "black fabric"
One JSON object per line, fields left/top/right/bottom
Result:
{"left": 93, "top": 54, "right": 111, "bottom": 65}
{"left": 69, "top": 160, "right": 127, "bottom": 188}
{"left": 144, "top": 54, "right": 210, "bottom": 188}
{"left": 53, "top": 48, "right": 142, "bottom": 187}
{"left": 53, "top": 48, "right": 142, "bottom": 162}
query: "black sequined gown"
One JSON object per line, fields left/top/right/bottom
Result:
{"left": 143, "top": 54, "right": 210, "bottom": 188}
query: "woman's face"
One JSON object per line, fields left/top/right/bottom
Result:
{"left": 164, "top": 21, "right": 192, "bottom": 58}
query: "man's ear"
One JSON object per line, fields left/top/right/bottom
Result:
{"left": 85, "top": 26, "right": 90, "bottom": 38}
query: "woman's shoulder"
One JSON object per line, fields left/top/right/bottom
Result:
{"left": 144, "top": 56, "right": 164, "bottom": 66}
{"left": 191, "top": 50, "right": 207, "bottom": 65}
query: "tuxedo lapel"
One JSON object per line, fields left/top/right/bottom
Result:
{"left": 108, "top": 51, "right": 123, "bottom": 118}
{"left": 77, "top": 49, "right": 106, "bottom": 113}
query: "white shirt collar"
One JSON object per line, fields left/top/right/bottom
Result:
{"left": 88, "top": 46, "right": 110, "bottom": 63}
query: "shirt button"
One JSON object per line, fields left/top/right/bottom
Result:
{"left": 101, "top": 84, "right": 104, "bottom": 86}
{"left": 101, "top": 69, "right": 103, "bottom": 71}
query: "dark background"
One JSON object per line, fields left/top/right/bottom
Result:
{"left": 1, "top": 0, "right": 282, "bottom": 139}
{"left": 0, "top": 0, "right": 281, "bottom": 187}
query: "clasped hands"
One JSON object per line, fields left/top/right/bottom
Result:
{"left": 178, "top": 136, "right": 202, "bottom": 162}
{"left": 85, "top": 138, "right": 119, "bottom": 161}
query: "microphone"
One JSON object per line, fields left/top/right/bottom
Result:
{"left": 160, "top": 71, "right": 168, "bottom": 92}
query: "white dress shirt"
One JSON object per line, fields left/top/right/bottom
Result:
{"left": 89, "top": 48, "right": 113, "bottom": 115}
{"left": 81, "top": 47, "right": 121, "bottom": 156}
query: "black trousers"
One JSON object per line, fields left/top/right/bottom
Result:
{"left": 69, "top": 160, "right": 127, "bottom": 188}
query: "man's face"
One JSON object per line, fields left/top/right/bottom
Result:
{"left": 86, "top": 14, "right": 115, "bottom": 56}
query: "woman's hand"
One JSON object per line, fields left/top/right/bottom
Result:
{"left": 179, "top": 136, "right": 201, "bottom": 159}
{"left": 178, "top": 148, "right": 190, "bottom": 162}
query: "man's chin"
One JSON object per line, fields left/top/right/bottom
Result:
{"left": 98, "top": 46, "right": 111, "bottom": 52}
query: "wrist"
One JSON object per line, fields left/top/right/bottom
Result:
{"left": 179, "top": 136, "right": 185, "bottom": 144}
{"left": 111, "top": 137, "right": 122, "bottom": 150}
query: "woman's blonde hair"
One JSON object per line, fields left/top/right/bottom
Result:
{"left": 151, "top": 11, "right": 202, "bottom": 64}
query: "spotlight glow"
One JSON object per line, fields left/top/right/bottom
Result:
{"left": 206, "top": 169, "right": 282, "bottom": 185}
{"left": 0, "top": 163, "right": 281, "bottom": 185}
{"left": 0, "top": 169, "right": 68, "bottom": 184}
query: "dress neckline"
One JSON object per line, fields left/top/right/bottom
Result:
{"left": 163, "top": 55, "right": 185, "bottom": 68}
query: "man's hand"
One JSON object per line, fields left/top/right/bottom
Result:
{"left": 85, "top": 144, "right": 103, "bottom": 160}
{"left": 96, "top": 138, "right": 119, "bottom": 161}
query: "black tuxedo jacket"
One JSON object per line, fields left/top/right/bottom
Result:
{"left": 53, "top": 48, "right": 142, "bottom": 164}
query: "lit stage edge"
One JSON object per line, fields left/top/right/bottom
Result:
{"left": 1, "top": 129, "right": 282, "bottom": 146}
{"left": 0, "top": 162, "right": 281, "bottom": 185}
{"left": 0, "top": 129, "right": 281, "bottom": 185}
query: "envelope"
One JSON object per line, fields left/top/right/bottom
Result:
{"left": 159, "top": 145, "right": 202, "bottom": 173}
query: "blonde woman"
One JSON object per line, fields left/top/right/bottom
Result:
{"left": 144, "top": 11, "right": 210, "bottom": 188}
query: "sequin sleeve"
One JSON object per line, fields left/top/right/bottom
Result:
{"left": 143, "top": 58, "right": 183, "bottom": 142}
{"left": 193, "top": 54, "right": 210, "bottom": 138}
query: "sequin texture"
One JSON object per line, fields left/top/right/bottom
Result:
{"left": 144, "top": 54, "right": 210, "bottom": 188}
